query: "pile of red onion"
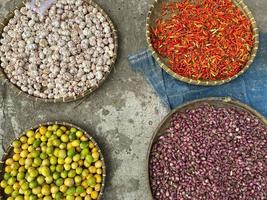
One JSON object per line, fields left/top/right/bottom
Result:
{"left": 149, "top": 104, "right": 267, "bottom": 200}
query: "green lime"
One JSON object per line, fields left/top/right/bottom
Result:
{"left": 74, "top": 176, "right": 82, "bottom": 184}
{"left": 64, "top": 163, "right": 71, "bottom": 171}
{"left": 76, "top": 186, "right": 84, "bottom": 194}
{"left": 40, "top": 166, "right": 50, "bottom": 176}
{"left": 29, "top": 180, "right": 38, "bottom": 189}
{"left": 7, "top": 177, "right": 16, "bottom": 185}
{"left": 33, "top": 157, "right": 42, "bottom": 166}
{"left": 59, "top": 143, "right": 66, "bottom": 149}
{"left": 86, "top": 155, "right": 93, "bottom": 164}
{"left": 47, "top": 126, "right": 53, "bottom": 131}
{"left": 53, "top": 139, "right": 61, "bottom": 147}
{"left": 41, "top": 185, "right": 51, "bottom": 196}
{"left": 17, "top": 172, "right": 25, "bottom": 181}
{"left": 4, "top": 185, "right": 13, "bottom": 194}
{"left": 64, "top": 178, "right": 74, "bottom": 187}
{"left": 66, "top": 186, "right": 75, "bottom": 196}
{"left": 40, "top": 135, "right": 47, "bottom": 142}
{"left": 81, "top": 169, "right": 89, "bottom": 177}
{"left": 0, "top": 180, "right": 7, "bottom": 188}
{"left": 15, "top": 195, "right": 24, "bottom": 200}
{"left": 56, "top": 164, "right": 64, "bottom": 172}
{"left": 55, "top": 178, "right": 64, "bottom": 186}
{"left": 45, "top": 176, "right": 53, "bottom": 184}
{"left": 61, "top": 171, "right": 68, "bottom": 179}
{"left": 20, "top": 136, "right": 28, "bottom": 143}
{"left": 24, "top": 189, "right": 32, "bottom": 196}
{"left": 52, "top": 124, "right": 59, "bottom": 131}
{"left": 60, "top": 126, "right": 67, "bottom": 132}
{"left": 32, "top": 186, "right": 41, "bottom": 195}
{"left": 65, "top": 157, "right": 72, "bottom": 164}
{"left": 11, "top": 190, "right": 19, "bottom": 197}
{"left": 31, "top": 150, "right": 40, "bottom": 158}
{"left": 66, "top": 196, "right": 75, "bottom": 200}
{"left": 51, "top": 185, "right": 59, "bottom": 194}
{"left": 87, "top": 177, "right": 96, "bottom": 187}
{"left": 37, "top": 176, "right": 45, "bottom": 185}
{"left": 29, "top": 195, "right": 38, "bottom": 200}
{"left": 50, "top": 156, "right": 57, "bottom": 165}
{"left": 76, "top": 131, "right": 83, "bottom": 138}
{"left": 69, "top": 132, "right": 77, "bottom": 141}
{"left": 32, "top": 139, "right": 41, "bottom": 148}
{"left": 56, "top": 129, "right": 63, "bottom": 137}
{"left": 53, "top": 172, "right": 60, "bottom": 180}
{"left": 27, "top": 137, "right": 35, "bottom": 144}
{"left": 58, "top": 149, "right": 66, "bottom": 159}
{"left": 73, "top": 154, "right": 80, "bottom": 162}
{"left": 71, "top": 140, "right": 79, "bottom": 147}
{"left": 26, "top": 130, "right": 35, "bottom": 137}
{"left": 10, "top": 170, "right": 18, "bottom": 177}
{"left": 26, "top": 174, "right": 35, "bottom": 182}
{"left": 4, "top": 173, "right": 11, "bottom": 180}
{"left": 12, "top": 140, "right": 21, "bottom": 148}
{"left": 58, "top": 158, "right": 65, "bottom": 165}
{"left": 80, "top": 141, "right": 88, "bottom": 149}
{"left": 46, "top": 146, "right": 54, "bottom": 155}
{"left": 21, "top": 182, "right": 29, "bottom": 191}
{"left": 40, "top": 152, "right": 48, "bottom": 159}
{"left": 70, "top": 127, "right": 77, "bottom": 133}
{"left": 76, "top": 167, "right": 83, "bottom": 175}
{"left": 11, "top": 162, "right": 20, "bottom": 169}
{"left": 25, "top": 158, "right": 33, "bottom": 167}
{"left": 68, "top": 169, "right": 76, "bottom": 178}
{"left": 67, "top": 148, "right": 76, "bottom": 157}
{"left": 45, "top": 130, "right": 52, "bottom": 138}
{"left": 50, "top": 165, "right": 56, "bottom": 172}
{"left": 81, "top": 149, "right": 89, "bottom": 157}
{"left": 55, "top": 192, "right": 63, "bottom": 200}
{"left": 71, "top": 162, "right": 78, "bottom": 169}
{"left": 29, "top": 168, "right": 38, "bottom": 178}
{"left": 42, "top": 159, "right": 50, "bottom": 166}
{"left": 60, "top": 134, "right": 69, "bottom": 143}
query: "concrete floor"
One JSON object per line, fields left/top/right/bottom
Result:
{"left": 0, "top": 0, "right": 267, "bottom": 199}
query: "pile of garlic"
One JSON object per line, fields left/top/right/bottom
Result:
{"left": 0, "top": 0, "right": 115, "bottom": 99}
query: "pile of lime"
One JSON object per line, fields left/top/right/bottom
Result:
{"left": 0, "top": 124, "right": 104, "bottom": 200}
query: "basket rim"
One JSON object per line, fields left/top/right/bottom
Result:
{"left": 146, "top": 0, "right": 259, "bottom": 86}
{"left": 0, "top": 121, "right": 106, "bottom": 200}
{"left": 0, "top": 0, "right": 118, "bottom": 103}
{"left": 146, "top": 97, "right": 267, "bottom": 198}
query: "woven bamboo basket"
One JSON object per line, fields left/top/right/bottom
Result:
{"left": 146, "top": 0, "right": 259, "bottom": 86}
{"left": 0, "top": 0, "right": 118, "bottom": 103}
{"left": 0, "top": 121, "right": 106, "bottom": 200}
{"left": 146, "top": 97, "right": 267, "bottom": 198}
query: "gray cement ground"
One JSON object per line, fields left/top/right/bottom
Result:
{"left": 0, "top": 0, "right": 266, "bottom": 199}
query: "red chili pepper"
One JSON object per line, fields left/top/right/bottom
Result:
{"left": 151, "top": 0, "right": 254, "bottom": 81}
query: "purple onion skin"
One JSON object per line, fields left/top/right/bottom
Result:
{"left": 149, "top": 105, "right": 267, "bottom": 200}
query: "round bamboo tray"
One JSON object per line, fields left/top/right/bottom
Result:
{"left": 146, "top": 0, "right": 259, "bottom": 86}
{"left": 0, "top": 121, "right": 106, "bottom": 200}
{"left": 146, "top": 97, "right": 267, "bottom": 199}
{"left": 0, "top": 0, "right": 118, "bottom": 103}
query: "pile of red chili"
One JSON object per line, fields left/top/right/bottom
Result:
{"left": 150, "top": 0, "right": 254, "bottom": 81}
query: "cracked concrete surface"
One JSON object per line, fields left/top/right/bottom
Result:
{"left": 0, "top": 0, "right": 267, "bottom": 199}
